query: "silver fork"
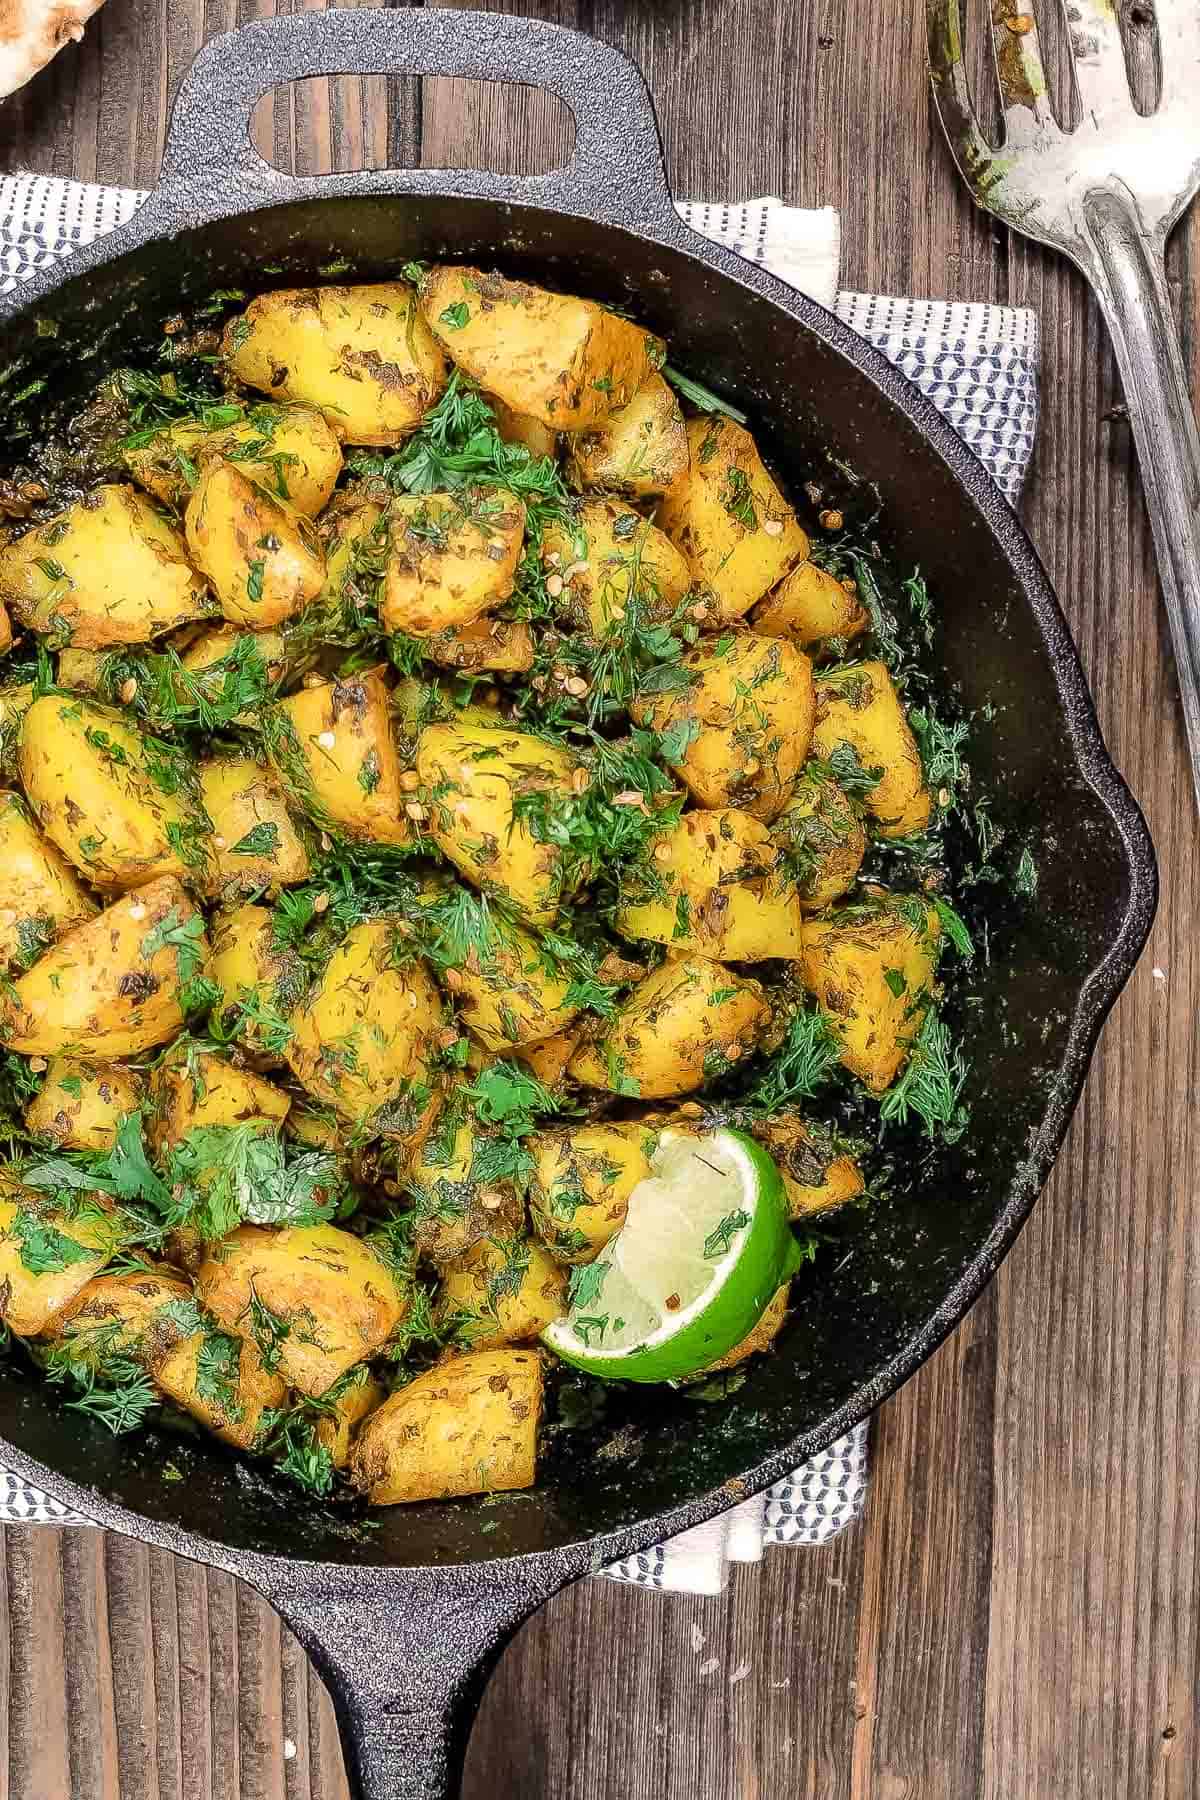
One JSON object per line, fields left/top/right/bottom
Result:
{"left": 927, "top": 0, "right": 1200, "bottom": 811}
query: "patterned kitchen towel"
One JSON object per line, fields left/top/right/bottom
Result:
{"left": 0, "top": 173, "right": 1039, "bottom": 1595}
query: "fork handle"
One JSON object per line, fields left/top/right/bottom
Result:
{"left": 1084, "top": 186, "right": 1200, "bottom": 813}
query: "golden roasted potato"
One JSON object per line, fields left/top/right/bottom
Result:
{"left": 486, "top": 394, "right": 557, "bottom": 460}
{"left": 700, "top": 1283, "right": 789, "bottom": 1373}
{"left": 657, "top": 418, "right": 808, "bottom": 623}
{"left": 416, "top": 717, "right": 579, "bottom": 925}
{"left": 196, "top": 1222, "right": 406, "bottom": 1397}
{"left": 266, "top": 669, "right": 408, "bottom": 845}
{"left": 309, "top": 493, "right": 387, "bottom": 621}
{"left": 178, "top": 622, "right": 287, "bottom": 698}
{"left": 569, "top": 957, "right": 770, "bottom": 1099}
{"left": 529, "top": 1122, "right": 652, "bottom": 1262}
{"left": 513, "top": 1027, "right": 580, "bottom": 1090}
{"left": 752, "top": 1114, "right": 865, "bottom": 1218}
{"left": 423, "top": 614, "right": 534, "bottom": 674}
{"left": 156, "top": 1328, "right": 287, "bottom": 1452}
{"left": 124, "top": 402, "right": 342, "bottom": 516}
{"left": 0, "top": 681, "right": 34, "bottom": 776}
{"left": 420, "top": 265, "right": 664, "bottom": 430}
{"left": 438, "top": 1235, "right": 566, "bottom": 1348}
{"left": 797, "top": 895, "right": 941, "bottom": 1091}
{"left": 207, "top": 902, "right": 307, "bottom": 1055}
{"left": 0, "top": 789, "right": 97, "bottom": 971}
{"left": 285, "top": 918, "right": 444, "bottom": 1127}
{"left": 47, "top": 1267, "right": 196, "bottom": 1370}
{"left": 18, "top": 695, "right": 209, "bottom": 892}
{"left": 197, "top": 754, "right": 310, "bottom": 899}
{"left": 56, "top": 647, "right": 107, "bottom": 693}
{"left": 313, "top": 1366, "right": 385, "bottom": 1468}
{"left": 811, "top": 662, "right": 931, "bottom": 838}
{"left": 24, "top": 1056, "right": 143, "bottom": 1150}
{"left": 1, "top": 876, "right": 205, "bottom": 1058}
{"left": 631, "top": 635, "right": 814, "bottom": 821}
{"left": 405, "top": 1114, "right": 525, "bottom": 1264}
{"left": 382, "top": 489, "right": 525, "bottom": 636}
{"left": 541, "top": 501, "right": 691, "bottom": 636}
{"left": 770, "top": 769, "right": 866, "bottom": 910}
{"left": 752, "top": 559, "right": 870, "bottom": 647}
{"left": 224, "top": 284, "right": 447, "bottom": 446}
{"left": 148, "top": 1050, "right": 290, "bottom": 1158}
{"left": 351, "top": 1347, "right": 543, "bottom": 1504}
{"left": 0, "top": 1177, "right": 121, "bottom": 1335}
{"left": 615, "top": 807, "right": 806, "bottom": 961}
{"left": 0, "top": 599, "right": 10, "bottom": 656}
{"left": 185, "top": 461, "right": 325, "bottom": 629}
{"left": 0, "top": 484, "right": 210, "bottom": 648}
{"left": 435, "top": 900, "right": 579, "bottom": 1051}
{"left": 285, "top": 1103, "right": 344, "bottom": 1154}
{"left": 566, "top": 372, "right": 688, "bottom": 497}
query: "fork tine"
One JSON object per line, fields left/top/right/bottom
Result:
{"left": 1059, "top": 0, "right": 1133, "bottom": 122}
{"left": 1155, "top": 0, "right": 1200, "bottom": 112}
{"left": 990, "top": 2, "right": 1058, "bottom": 134}
{"left": 927, "top": 0, "right": 1001, "bottom": 197}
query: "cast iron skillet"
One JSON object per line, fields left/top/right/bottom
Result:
{"left": 0, "top": 10, "right": 1157, "bottom": 1796}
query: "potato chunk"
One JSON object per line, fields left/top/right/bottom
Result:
{"left": 266, "top": 669, "right": 407, "bottom": 845}
{"left": 25, "top": 1056, "right": 143, "bottom": 1150}
{"left": 185, "top": 461, "right": 325, "bottom": 629}
{"left": 811, "top": 662, "right": 931, "bottom": 838}
{"left": 176, "top": 624, "right": 287, "bottom": 721}
{"left": 631, "top": 634, "right": 813, "bottom": 821}
{"left": 770, "top": 769, "right": 866, "bottom": 911}
{"left": 566, "top": 373, "right": 688, "bottom": 498}
{"left": 196, "top": 1223, "right": 406, "bottom": 1397}
{"left": 285, "top": 918, "right": 444, "bottom": 1127}
{"left": 541, "top": 501, "right": 691, "bottom": 636}
{"left": 149, "top": 1050, "right": 290, "bottom": 1159}
{"left": 124, "top": 402, "right": 342, "bottom": 516}
{"left": 438, "top": 1236, "right": 566, "bottom": 1348}
{"left": 0, "top": 1178, "right": 121, "bottom": 1335}
{"left": 313, "top": 1366, "right": 385, "bottom": 1468}
{"left": 700, "top": 1283, "right": 790, "bottom": 1373}
{"left": 19, "top": 695, "right": 209, "bottom": 892}
{"left": 428, "top": 896, "right": 579, "bottom": 1051}
{"left": 47, "top": 1268, "right": 196, "bottom": 1371}
{"left": 197, "top": 754, "right": 310, "bottom": 899}
{"left": 423, "top": 615, "right": 534, "bottom": 675}
{"left": 207, "top": 902, "right": 308, "bottom": 1056}
{"left": 529, "top": 1122, "right": 652, "bottom": 1262}
{"left": 351, "top": 1348, "right": 543, "bottom": 1505}
{"left": 752, "top": 559, "right": 870, "bottom": 646}
{"left": 615, "top": 807, "right": 805, "bottom": 961}
{"left": 797, "top": 896, "right": 941, "bottom": 1091}
{"left": 381, "top": 489, "right": 525, "bottom": 636}
{"left": 752, "top": 1114, "right": 865, "bottom": 1218}
{"left": 420, "top": 265, "right": 664, "bottom": 430}
{"left": 569, "top": 957, "right": 770, "bottom": 1100}
{"left": 224, "top": 283, "right": 447, "bottom": 445}
{"left": 156, "top": 1329, "right": 287, "bottom": 1451}
{"left": 415, "top": 717, "right": 580, "bottom": 926}
{"left": 0, "top": 681, "right": 34, "bottom": 776}
{"left": 2, "top": 877, "right": 205, "bottom": 1058}
{"left": 0, "top": 484, "right": 210, "bottom": 647}
{"left": 0, "top": 789, "right": 97, "bottom": 971}
{"left": 405, "top": 1114, "right": 525, "bottom": 1264}
{"left": 657, "top": 418, "right": 808, "bottom": 623}
{"left": 486, "top": 395, "right": 556, "bottom": 460}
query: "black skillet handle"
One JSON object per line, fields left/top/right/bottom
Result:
{"left": 149, "top": 8, "right": 680, "bottom": 238}
{"left": 264, "top": 1560, "right": 568, "bottom": 1800}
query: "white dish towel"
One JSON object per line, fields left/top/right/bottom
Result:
{"left": 0, "top": 172, "right": 1039, "bottom": 1593}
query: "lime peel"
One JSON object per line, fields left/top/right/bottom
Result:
{"left": 542, "top": 1127, "right": 799, "bottom": 1383}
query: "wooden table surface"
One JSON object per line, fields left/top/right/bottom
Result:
{"left": 0, "top": 2, "right": 1196, "bottom": 1795}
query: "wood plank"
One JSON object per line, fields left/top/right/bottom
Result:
{"left": 102, "top": 1535, "right": 162, "bottom": 1800}
{"left": 173, "top": 1557, "right": 216, "bottom": 1800}
{"left": 59, "top": 1531, "right": 120, "bottom": 1800}
{"left": 2, "top": 1529, "right": 70, "bottom": 1800}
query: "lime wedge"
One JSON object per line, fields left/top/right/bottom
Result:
{"left": 541, "top": 1127, "right": 804, "bottom": 1383}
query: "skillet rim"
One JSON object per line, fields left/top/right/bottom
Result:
{"left": 0, "top": 184, "right": 1157, "bottom": 1582}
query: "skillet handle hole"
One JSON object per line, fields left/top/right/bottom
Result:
{"left": 249, "top": 76, "right": 576, "bottom": 179}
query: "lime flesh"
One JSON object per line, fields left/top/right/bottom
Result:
{"left": 542, "top": 1127, "right": 803, "bottom": 1383}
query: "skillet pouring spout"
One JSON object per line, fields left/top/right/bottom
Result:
{"left": 0, "top": 8, "right": 1156, "bottom": 1800}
